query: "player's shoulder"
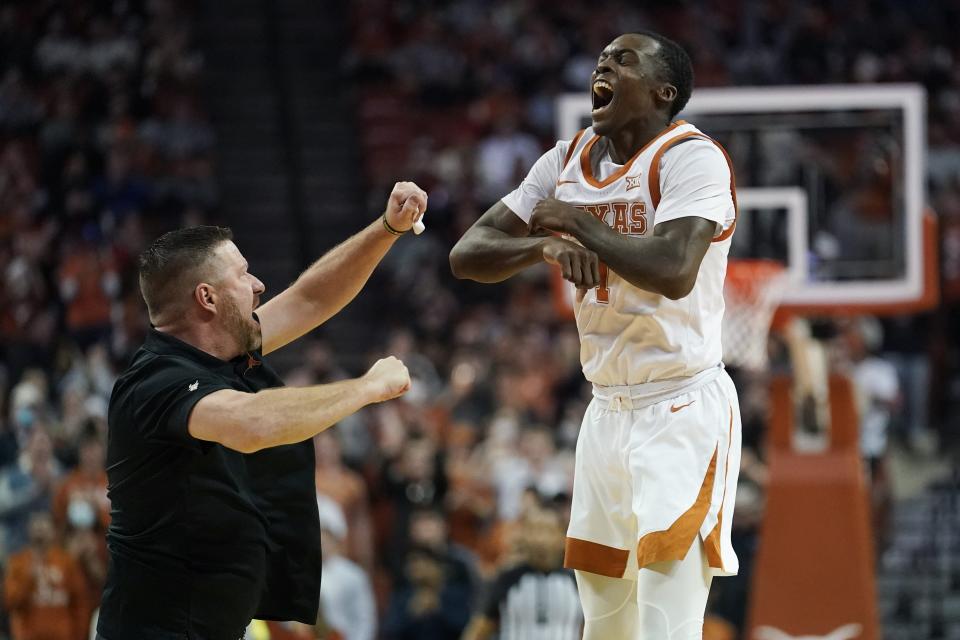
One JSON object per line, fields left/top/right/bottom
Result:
{"left": 660, "top": 131, "right": 729, "bottom": 173}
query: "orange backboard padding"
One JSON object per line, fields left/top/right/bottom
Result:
{"left": 747, "top": 375, "right": 880, "bottom": 640}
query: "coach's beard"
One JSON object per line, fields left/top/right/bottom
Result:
{"left": 222, "top": 295, "right": 262, "bottom": 355}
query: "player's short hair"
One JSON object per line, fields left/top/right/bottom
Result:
{"left": 632, "top": 30, "right": 694, "bottom": 118}
{"left": 138, "top": 225, "right": 233, "bottom": 320}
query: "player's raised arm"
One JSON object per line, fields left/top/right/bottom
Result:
{"left": 256, "top": 181, "right": 427, "bottom": 355}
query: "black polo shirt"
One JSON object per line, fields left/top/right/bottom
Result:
{"left": 98, "top": 329, "right": 321, "bottom": 640}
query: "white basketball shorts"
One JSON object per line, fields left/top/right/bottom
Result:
{"left": 564, "top": 365, "right": 741, "bottom": 579}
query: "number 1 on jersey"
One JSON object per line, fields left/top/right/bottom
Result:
{"left": 596, "top": 262, "right": 609, "bottom": 303}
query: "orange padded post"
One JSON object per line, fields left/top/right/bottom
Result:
{"left": 746, "top": 374, "right": 880, "bottom": 640}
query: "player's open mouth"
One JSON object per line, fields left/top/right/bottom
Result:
{"left": 592, "top": 79, "right": 615, "bottom": 115}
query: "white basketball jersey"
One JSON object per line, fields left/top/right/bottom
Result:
{"left": 503, "top": 121, "right": 738, "bottom": 386}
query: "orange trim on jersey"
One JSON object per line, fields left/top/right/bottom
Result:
{"left": 647, "top": 131, "right": 707, "bottom": 208}
{"left": 710, "top": 141, "right": 739, "bottom": 243}
{"left": 562, "top": 129, "right": 587, "bottom": 170}
{"left": 579, "top": 120, "right": 686, "bottom": 189}
{"left": 647, "top": 131, "right": 740, "bottom": 243}
{"left": 704, "top": 405, "right": 734, "bottom": 569}
{"left": 704, "top": 518, "right": 723, "bottom": 568}
{"left": 636, "top": 444, "right": 718, "bottom": 569}
{"left": 563, "top": 537, "right": 630, "bottom": 578}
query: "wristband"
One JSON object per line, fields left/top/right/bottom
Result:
{"left": 382, "top": 215, "right": 407, "bottom": 236}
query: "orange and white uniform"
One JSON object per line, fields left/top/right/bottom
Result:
{"left": 502, "top": 120, "right": 742, "bottom": 579}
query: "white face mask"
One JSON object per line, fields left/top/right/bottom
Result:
{"left": 67, "top": 499, "right": 96, "bottom": 529}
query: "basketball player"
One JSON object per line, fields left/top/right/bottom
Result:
{"left": 450, "top": 32, "right": 741, "bottom": 639}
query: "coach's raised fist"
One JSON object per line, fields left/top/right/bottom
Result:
{"left": 383, "top": 181, "right": 428, "bottom": 234}
{"left": 363, "top": 356, "right": 411, "bottom": 402}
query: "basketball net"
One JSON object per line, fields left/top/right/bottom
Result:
{"left": 722, "top": 259, "right": 788, "bottom": 371}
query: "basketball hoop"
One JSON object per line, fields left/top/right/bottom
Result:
{"left": 722, "top": 259, "right": 788, "bottom": 371}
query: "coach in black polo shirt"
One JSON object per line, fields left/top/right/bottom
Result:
{"left": 98, "top": 182, "right": 427, "bottom": 639}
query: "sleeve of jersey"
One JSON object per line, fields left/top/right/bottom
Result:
{"left": 500, "top": 140, "right": 567, "bottom": 224}
{"left": 653, "top": 139, "right": 735, "bottom": 233}
{"left": 132, "top": 359, "right": 232, "bottom": 450}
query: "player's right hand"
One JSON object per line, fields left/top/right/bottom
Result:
{"left": 363, "top": 356, "right": 411, "bottom": 403}
{"left": 541, "top": 237, "right": 600, "bottom": 289}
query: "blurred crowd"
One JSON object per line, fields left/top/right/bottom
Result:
{"left": 0, "top": 0, "right": 216, "bottom": 638}
{"left": 0, "top": 0, "right": 958, "bottom": 639}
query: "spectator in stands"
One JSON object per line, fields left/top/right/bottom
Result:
{"left": 57, "top": 236, "right": 118, "bottom": 349}
{"left": 490, "top": 425, "right": 571, "bottom": 521}
{"left": 382, "top": 545, "right": 471, "bottom": 640}
{"left": 317, "top": 495, "right": 377, "bottom": 640}
{"left": 407, "top": 507, "right": 479, "bottom": 596}
{"left": 51, "top": 422, "right": 109, "bottom": 624}
{"left": 0, "top": 428, "right": 60, "bottom": 557}
{"left": 52, "top": 422, "right": 109, "bottom": 532}
{"left": 475, "top": 116, "right": 541, "bottom": 203}
{"left": 462, "top": 505, "right": 582, "bottom": 640}
{"left": 380, "top": 434, "right": 448, "bottom": 558}
{"left": 836, "top": 317, "right": 901, "bottom": 549}
{"left": 3, "top": 512, "right": 88, "bottom": 640}
{"left": 313, "top": 430, "right": 374, "bottom": 572}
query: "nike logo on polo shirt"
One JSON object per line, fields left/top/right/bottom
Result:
{"left": 670, "top": 400, "right": 695, "bottom": 413}
{"left": 188, "top": 380, "right": 199, "bottom": 391}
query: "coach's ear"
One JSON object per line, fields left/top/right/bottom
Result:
{"left": 195, "top": 282, "right": 219, "bottom": 315}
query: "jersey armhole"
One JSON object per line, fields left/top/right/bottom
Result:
{"left": 648, "top": 133, "right": 739, "bottom": 243}
{"left": 561, "top": 129, "right": 587, "bottom": 171}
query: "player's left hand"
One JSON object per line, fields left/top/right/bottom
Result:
{"left": 529, "top": 198, "right": 587, "bottom": 236}
{"left": 384, "top": 181, "right": 428, "bottom": 233}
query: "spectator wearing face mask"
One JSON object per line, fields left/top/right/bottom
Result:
{"left": 52, "top": 423, "right": 109, "bottom": 623}
{"left": 4, "top": 512, "right": 88, "bottom": 640}
{"left": 0, "top": 428, "right": 61, "bottom": 557}
{"left": 52, "top": 423, "right": 109, "bottom": 533}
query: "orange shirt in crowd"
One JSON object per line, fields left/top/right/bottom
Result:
{"left": 58, "top": 247, "right": 114, "bottom": 331}
{"left": 4, "top": 546, "right": 89, "bottom": 640}
{"left": 51, "top": 470, "right": 110, "bottom": 532}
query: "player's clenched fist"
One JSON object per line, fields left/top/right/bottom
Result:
{"left": 362, "top": 356, "right": 411, "bottom": 402}
{"left": 529, "top": 197, "right": 585, "bottom": 236}
{"left": 384, "top": 181, "right": 428, "bottom": 233}
{"left": 542, "top": 236, "right": 600, "bottom": 290}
